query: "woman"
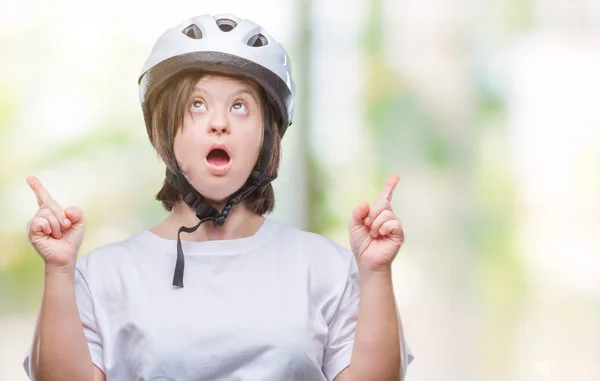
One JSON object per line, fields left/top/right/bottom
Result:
{"left": 23, "top": 14, "right": 413, "bottom": 381}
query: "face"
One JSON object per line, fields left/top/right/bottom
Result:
{"left": 173, "top": 75, "right": 263, "bottom": 204}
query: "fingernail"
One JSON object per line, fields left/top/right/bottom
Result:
{"left": 63, "top": 219, "right": 71, "bottom": 227}
{"left": 365, "top": 218, "right": 371, "bottom": 224}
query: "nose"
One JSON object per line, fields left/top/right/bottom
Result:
{"left": 207, "top": 111, "right": 230, "bottom": 136}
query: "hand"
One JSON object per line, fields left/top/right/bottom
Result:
{"left": 26, "top": 176, "right": 85, "bottom": 269}
{"left": 348, "top": 174, "right": 404, "bottom": 271}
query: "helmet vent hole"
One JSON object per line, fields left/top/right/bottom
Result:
{"left": 248, "top": 33, "right": 268, "bottom": 47}
{"left": 216, "top": 18, "right": 237, "bottom": 32}
{"left": 182, "top": 24, "right": 203, "bottom": 39}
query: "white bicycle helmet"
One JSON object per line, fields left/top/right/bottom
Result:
{"left": 139, "top": 13, "right": 295, "bottom": 133}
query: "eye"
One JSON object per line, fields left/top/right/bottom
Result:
{"left": 190, "top": 100, "right": 207, "bottom": 112}
{"left": 230, "top": 101, "right": 248, "bottom": 115}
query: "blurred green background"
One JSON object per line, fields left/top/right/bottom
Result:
{"left": 1, "top": 0, "right": 599, "bottom": 380}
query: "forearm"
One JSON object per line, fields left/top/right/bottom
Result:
{"left": 348, "top": 266, "right": 402, "bottom": 381}
{"left": 30, "top": 265, "right": 94, "bottom": 381}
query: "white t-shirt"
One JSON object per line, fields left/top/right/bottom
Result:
{"left": 23, "top": 218, "right": 413, "bottom": 380}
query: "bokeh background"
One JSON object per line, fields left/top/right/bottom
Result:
{"left": 1, "top": 0, "right": 599, "bottom": 380}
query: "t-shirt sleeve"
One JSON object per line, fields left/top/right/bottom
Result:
{"left": 22, "top": 265, "right": 105, "bottom": 378}
{"left": 321, "top": 250, "right": 414, "bottom": 381}
{"left": 74, "top": 266, "right": 105, "bottom": 371}
{"left": 321, "top": 252, "right": 360, "bottom": 381}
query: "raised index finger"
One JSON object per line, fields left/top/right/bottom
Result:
{"left": 378, "top": 174, "right": 400, "bottom": 202}
{"left": 27, "top": 175, "right": 53, "bottom": 207}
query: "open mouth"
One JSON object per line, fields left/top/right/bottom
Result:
{"left": 206, "top": 148, "right": 231, "bottom": 167}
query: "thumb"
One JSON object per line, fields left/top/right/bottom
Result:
{"left": 350, "top": 202, "right": 370, "bottom": 228}
{"left": 64, "top": 206, "right": 84, "bottom": 224}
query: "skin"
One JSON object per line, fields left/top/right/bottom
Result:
{"left": 25, "top": 175, "right": 104, "bottom": 381}
{"left": 25, "top": 75, "right": 407, "bottom": 381}
{"left": 152, "top": 74, "right": 267, "bottom": 241}
{"left": 335, "top": 174, "right": 408, "bottom": 381}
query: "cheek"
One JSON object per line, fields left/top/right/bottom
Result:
{"left": 173, "top": 126, "right": 202, "bottom": 170}
{"left": 240, "top": 127, "right": 263, "bottom": 162}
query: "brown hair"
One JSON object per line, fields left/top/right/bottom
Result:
{"left": 146, "top": 71, "right": 281, "bottom": 214}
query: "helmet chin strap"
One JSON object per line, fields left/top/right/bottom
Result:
{"left": 166, "top": 101, "right": 275, "bottom": 287}
{"left": 166, "top": 168, "right": 275, "bottom": 287}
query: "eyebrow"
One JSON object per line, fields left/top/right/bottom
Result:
{"left": 192, "top": 87, "right": 260, "bottom": 104}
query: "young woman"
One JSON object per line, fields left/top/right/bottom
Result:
{"left": 23, "top": 14, "right": 413, "bottom": 381}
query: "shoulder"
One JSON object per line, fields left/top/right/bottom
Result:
{"left": 267, "top": 218, "right": 356, "bottom": 272}
{"left": 75, "top": 230, "right": 150, "bottom": 276}
{"left": 269, "top": 220, "right": 359, "bottom": 317}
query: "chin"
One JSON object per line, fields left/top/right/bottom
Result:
{"left": 188, "top": 172, "right": 248, "bottom": 204}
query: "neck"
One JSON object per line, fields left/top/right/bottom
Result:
{"left": 151, "top": 201, "right": 265, "bottom": 242}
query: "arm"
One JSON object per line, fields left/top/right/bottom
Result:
{"left": 335, "top": 266, "right": 403, "bottom": 381}
{"left": 29, "top": 265, "right": 104, "bottom": 381}
{"left": 340, "top": 174, "right": 409, "bottom": 381}
{"left": 25, "top": 176, "right": 104, "bottom": 381}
